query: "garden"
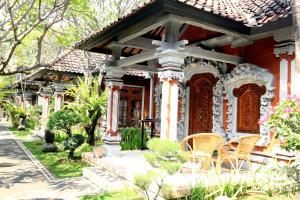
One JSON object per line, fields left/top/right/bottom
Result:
{"left": 2, "top": 72, "right": 300, "bottom": 199}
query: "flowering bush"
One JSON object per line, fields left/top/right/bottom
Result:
{"left": 260, "top": 95, "right": 300, "bottom": 151}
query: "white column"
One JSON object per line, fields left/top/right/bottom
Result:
{"left": 54, "top": 92, "right": 63, "bottom": 111}
{"left": 42, "top": 95, "right": 50, "bottom": 119}
{"left": 106, "top": 80, "right": 123, "bottom": 136}
{"left": 158, "top": 70, "right": 184, "bottom": 141}
{"left": 53, "top": 83, "right": 64, "bottom": 112}
{"left": 280, "top": 59, "right": 288, "bottom": 100}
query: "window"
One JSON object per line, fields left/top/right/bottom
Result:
{"left": 233, "top": 84, "right": 266, "bottom": 134}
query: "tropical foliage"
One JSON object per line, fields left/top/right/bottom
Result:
{"left": 47, "top": 109, "right": 81, "bottom": 137}
{"left": 260, "top": 95, "right": 300, "bottom": 151}
{"left": 119, "top": 127, "right": 147, "bottom": 150}
{"left": 65, "top": 77, "right": 108, "bottom": 146}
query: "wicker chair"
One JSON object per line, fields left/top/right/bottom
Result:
{"left": 180, "top": 133, "right": 223, "bottom": 171}
{"left": 217, "top": 135, "right": 261, "bottom": 171}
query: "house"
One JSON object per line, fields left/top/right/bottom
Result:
{"left": 75, "top": 0, "right": 298, "bottom": 148}
{"left": 16, "top": 49, "right": 105, "bottom": 119}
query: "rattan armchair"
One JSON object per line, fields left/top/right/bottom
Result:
{"left": 217, "top": 135, "right": 261, "bottom": 171}
{"left": 180, "top": 133, "right": 223, "bottom": 171}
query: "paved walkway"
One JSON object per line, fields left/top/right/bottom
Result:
{"left": 0, "top": 122, "right": 103, "bottom": 200}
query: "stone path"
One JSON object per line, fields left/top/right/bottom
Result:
{"left": 0, "top": 122, "right": 104, "bottom": 200}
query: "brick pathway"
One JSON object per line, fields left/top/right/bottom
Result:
{"left": 0, "top": 122, "right": 103, "bottom": 200}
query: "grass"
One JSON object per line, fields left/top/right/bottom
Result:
{"left": 10, "top": 127, "right": 32, "bottom": 138}
{"left": 80, "top": 189, "right": 142, "bottom": 200}
{"left": 240, "top": 193, "right": 296, "bottom": 200}
{"left": 23, "top": 140, "right": 90, "bottom": 178}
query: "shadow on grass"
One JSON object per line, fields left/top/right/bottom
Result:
{"left": 9, "top": 127, "right": 32, "bottom": 138}
{"left": 22, "top": 140, "right": 90, "bottom": 178}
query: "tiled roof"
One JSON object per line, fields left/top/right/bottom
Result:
{"left": 76, "top": 0, "right": 292, "bottom": 48}
{"left": 49, "top": 49, "right": 105, "bottom": 74}
{"left": 179, "top": 0, "right": 292, "bottom": 26}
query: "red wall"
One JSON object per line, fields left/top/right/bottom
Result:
{"left": 219, "top": 37, "right": 295, "bottom": 106}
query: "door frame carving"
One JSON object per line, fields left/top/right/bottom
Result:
{"left": 224, "top": 63, "right": 275, "bottom": 145}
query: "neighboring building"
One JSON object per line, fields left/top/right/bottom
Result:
{"left": 75, "top": 0, "right": 298, "bottom": 149}
{"left": 15, "top": 49, "right": 105, "bottom": 119}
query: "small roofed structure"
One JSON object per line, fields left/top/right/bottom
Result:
{"left": 15, "top": 49, "right": 105, "bottom": 118}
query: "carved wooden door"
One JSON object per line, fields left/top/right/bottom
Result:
{"left": 233, "top": 84, "right": 266, "bottom": 134}
{"left": 189, "top": 74, "right": 216, "bottom": 135}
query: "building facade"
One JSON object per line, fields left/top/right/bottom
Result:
{"left": 75, "top": 0, "right": 298, "bottom": 148}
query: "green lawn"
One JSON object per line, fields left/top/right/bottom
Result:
{"left": 10, "top": 127, "right": 32, "bottom": 138}
{"left": 81, "top": 189, "right": 142, "bottom": 200}
{"left": 23, "top": 140, "right": 90, "bottom": 178}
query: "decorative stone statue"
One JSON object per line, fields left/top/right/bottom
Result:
{"left": 41, "top": 129, "right": 57, "bottom": 152}
{"left": 17, "top": 117, "right": 26, "bottom": 131}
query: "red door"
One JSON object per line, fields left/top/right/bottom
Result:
{"left": 189, "top": 74, "right": 217, "bottom": 135}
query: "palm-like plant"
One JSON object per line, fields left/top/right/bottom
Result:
{"left": 65, "top": 77, "right": 108, "bottom": 146}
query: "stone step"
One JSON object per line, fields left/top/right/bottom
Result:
{"left": 83, "top": 167, "right": 130, "bottom": 190}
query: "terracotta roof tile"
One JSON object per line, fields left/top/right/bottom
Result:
{"left": 49, "top": 49, "right": 105, "bottom": 74}
{"left": 76, "top": 0, "right": 292, "bottom": 47}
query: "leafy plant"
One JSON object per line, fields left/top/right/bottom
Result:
{"left": 65, "top": 77, "right": 108, "bottom": 146}
{"left": 63, "top": 134, "right": 85, "bottom": 159}
{"left": 4, "top": 102, "right": 26, "bottom": 127}
{"left": 47, "top": 109, "right": 81, "bottom": 137}
{"left": 119, "top": 127, "right": 147, "bottom": 150}
{"left": 75, "top": 143, "right": 93, "bottom": 157}
{"left": 260, "top": 95, "right": 300, "bottom": 151}
{"left": 144, "top": 138, "right": 188, "bottom": 175}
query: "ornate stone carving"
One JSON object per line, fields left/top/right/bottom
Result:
{"left": 158, "top": 69, "right": 184, "bottom": 82}
{"left": 105, "top": 79, "right": 124, "bottom": 89}
{"left": 125, "top": 69, "right": 150, "bottom": 78}
{"left": 274, "top": 43, "right": 295, "bottom": 57}
{"left": 224, "top": 63, "right": 275, "bottom": 143}
{"left": 177, "top": 83, "right": 186, "bottom": 140}
{"left": 154, "top": 82, "right": 162, "bottom": 132}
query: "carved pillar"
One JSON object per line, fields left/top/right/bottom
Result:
{"left": 106, "top": 79, "right": 123, "bottom": 136}
{"left": 53, "top": 84, "right": 64, "bottom": 112}
{"left": 41, "top": 87, "right": 52, "bottom": 120}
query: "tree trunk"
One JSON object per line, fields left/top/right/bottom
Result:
{"left": 68, "top": 150, "right": 74, "bottom": 159}
{"left": 293, "top": 0, "right": 300, "bottom": 97}
{"left": 85, "top": 112, "right": 101, "bottom": 146}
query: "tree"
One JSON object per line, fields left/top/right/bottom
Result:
{"left": 47, "top": 109, "right": 81, "bottom": 137}
{"left": 293, "top": 0, "right": 300, "bottom": 97}
{"left": 0, "top": 0, "right": 73, "bottom": 75}
{"left": 65, "top": 77, "right": 108, "bottom": 146}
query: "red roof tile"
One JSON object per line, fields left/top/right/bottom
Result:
{"left": 49, "top": 49, "right": 105, "bottom": 74}
{"left": 76, "top": 0, "right": 292, "bottom": 48}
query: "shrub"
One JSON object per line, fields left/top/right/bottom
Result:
{"left": 25, "top": 105, "right": 41, "bottom": 129}
{"left": 254, "top": 163, "right": 300, "bottom": 196}
{"left": 144, "top": 138, "right": 188, "bottom": 175}
{"left": 5, "top": 102, "right": 26, "bottom": 127}
{"left": 119, "top": 127, "right": 147, "bottom": 150}
{"left": 261, "top": 95, "right": 300, "bottom": 151}
{"left": 75, "top": 143, "right": 93, "bottom": 157}
{"left": 54, "top": 130, "right": 69, "bottom": 143}
{"left": 63, "top": 134, "right": 85, "bottom": 159}
{"left": 47, "top": 109, "right": 81, "bottom": 137}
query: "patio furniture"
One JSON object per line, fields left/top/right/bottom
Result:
{"left": 180, "top": 133, "right": 223, "bottom": 171}
{"left": 217, "top": 135, "right": 261, "bottom": 171}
